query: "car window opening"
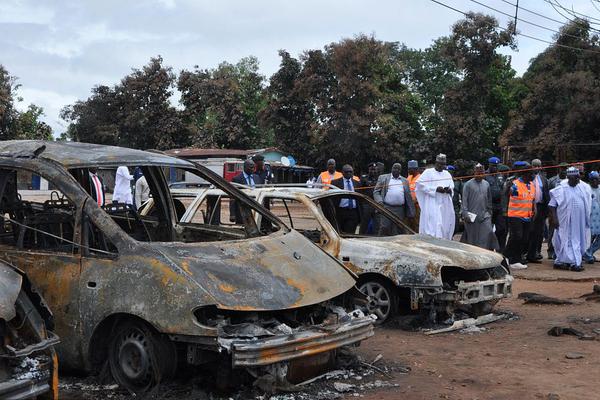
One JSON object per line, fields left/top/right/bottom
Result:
{"left": 0, "top": 168, "right": 77, "bottom": 253}
{"left": 84, "top": 165, "right": 285, "bottom": 244}
{"left": 317, "top": 195, "right": 411, "bottom": 238}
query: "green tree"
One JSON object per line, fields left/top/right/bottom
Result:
{"left": 259, "top": 50, "right": 318, "bottom": 163}
{"left": 434, "top": 13, "right": 519, "bottom": 168}
{"left": 1, "top": 64, "right": 53, "bottom": 141}
{"left": 501, "top": 19, "right": 600, "bottom": 161}
{"left": 0, "top": 65, "right": 18, "bottom": 140}
{"left": 264, "top": 35, "right": 423, "bottom": 170}
{"left": 11, "top": 104, "right": 52, "bottom": 140}
{"left": 62, "top": 57, "right": 188, "bottom": 150}
{"left": 178, "top": 56, "right": 267, "bottom": 149}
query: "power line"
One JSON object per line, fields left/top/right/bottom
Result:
{"left": 545, "top": 0, "right": 600, "bottom": 23}
{"left": 499, "top": 0, "right": 565, "bottom": 25}
{"left": 546, "top": 0, "right": 600, "bottom": 34}
{"left": 500, "top": 0, "right": 600, "bottom": 34}
{"left": 470, "top": 0, "right": 586, "bottom": 41}
{"left": 429, "top": 0, "right": 600, "bottom": 55}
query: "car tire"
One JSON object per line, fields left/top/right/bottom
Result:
{"left": 468, "top": 300, "right": 497, "bottom": 317}
{"left": 108, "top": 320, "right": 176, "bottom": 393}
{"left": 358, "top": 279, "right": 398, "bottom": 324}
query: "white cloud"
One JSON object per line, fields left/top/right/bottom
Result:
{"left": 2, "top": 0, "right": 598, "bottom": 140}
{"left": 0, "top": 0, "right": 54, "bottom": 24}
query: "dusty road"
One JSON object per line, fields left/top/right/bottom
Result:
{"left": 60, "top": 263, "right": 600, "bottom": 400}
{"left": 356, "top": 277, "right": 600, "bottom": 400}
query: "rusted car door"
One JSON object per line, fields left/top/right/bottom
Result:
{"left": 0, "top": 206, "right": 83, "bottom": 368}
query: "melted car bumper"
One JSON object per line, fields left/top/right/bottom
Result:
{"left": 455, "top": 275, "right": 514, "bottom": 305}
{"left": 222, "top": 316, "right": 374, "bottom": 368}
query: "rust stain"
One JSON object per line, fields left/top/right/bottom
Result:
{"left": 180, "top": 260, "right": 192, "bottom": 275}
{"left": 218, "top": 283, "right": 235, "bottom": 293}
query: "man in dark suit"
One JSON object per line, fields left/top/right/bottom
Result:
{"left": 230, "top": 159, "right": 263, "bottom": 223}
{"left": 373, "top": 163, "right": 415, "bottom": 235}
{"left": 527, "top": 158, "right": 550, "bottom": 262}
{"left": 331, "top": 164, "right": 362, "bottom": 234}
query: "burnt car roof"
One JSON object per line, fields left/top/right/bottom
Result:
{"left": 0, "top": 140, "right": 193, "bottom": 168}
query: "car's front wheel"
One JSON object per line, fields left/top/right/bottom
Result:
{"left": 359, "top": 279, "right": 398, "bottom": 324}
{"left": 108, "top": 320, "right": 176, "bottom": 393}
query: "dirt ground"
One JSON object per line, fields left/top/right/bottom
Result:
{"left": 356, "top": 273, "right": 600, "bottom": 400}
{"left": 59, "top": 260, "right": 600, "bottom": 400}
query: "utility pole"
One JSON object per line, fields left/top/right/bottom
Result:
{"left": 513, "top": 0, "right": 520, "bottom": 34}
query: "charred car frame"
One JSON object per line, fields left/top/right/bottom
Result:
{"left": 0, "top": 141, "right": 373, "bottom": 393}
{"left": 0, "top": 262, "right": 59, "bottom": 399}
{"left": 154, "top": 185, "right": 513, "bottom": 323}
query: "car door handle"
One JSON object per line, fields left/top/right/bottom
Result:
{"left": 342, "top": 256, "right": 350, "bottom": 262}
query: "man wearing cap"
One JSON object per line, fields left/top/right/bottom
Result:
{"left": 317, "top": 159, "right": 342, "bottom": 187}
{"left": 485, "top": 156, "right": 507, "bottom": 251}
{"left": 461, "top": 163, "right": 499, "bottom": 250}
{"left": 415, "top": 154, "right": 455, "bottom": 240}
{"left": 448, "top": 165, "right": 462, "bottom": 234}
{"left": 527, "top": 159, "right": 550, "bottom": 263}
{"left": 253, "top": 154, "right": 274, "bottom": 184}
{"left": 503, "top": 161, "right": 536, "bottom": 269}
{"left": 359, "top": 162, "right": 380, "bottom": 233}
{"left": 584, "top": 171, "right": 600, "bottom": 263}
{"left": 373, "top": 163, "right": 415, "bottom": 235}
{"left": 549, "top": 167, "right": 592, "bottom": 272}
{"left": 406, "top": 160, "right": 421, "bottom": 231}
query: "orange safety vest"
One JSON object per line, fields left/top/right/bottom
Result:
{"left": 407, "top": 173, "right": 421, "bottom": 202}
{"left": 319, "top": 170, "right": 343, "bottom": 185}
{"left": 507, "top": 179, "right": 536, "bottom": 219}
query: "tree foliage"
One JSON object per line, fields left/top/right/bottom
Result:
{"left": 0, "top": 65, "right": 52, "bottom": 141}
{"left": 61, "top": 57, "right": 187, "bottom": 150}
{"left": 178, "top": 57, "right": 267, "bottom": 149}
{"left": 433, "top": 13, "right": 519, "bottom": 168}
{"left": 262, "top": 35, "right": 423, "bottom": 168}
{"left": 500, "top": 19, "right": 600, "bottom": 161}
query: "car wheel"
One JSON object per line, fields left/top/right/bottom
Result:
{"left": 468, "top": 300, "right": 497, "bottom": 317}
{"left": 358, "top": 279, "right": 398, "bottom": 324}
{"left": 108, "top": 320, "right": 176, "bottom": 393}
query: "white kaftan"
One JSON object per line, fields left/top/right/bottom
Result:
{"left": 549, "top": 183, "right": 591, "bottom": 266}
{"left": 113, "top": 166, "right": 134, "bottom": 205}
{"left": 415, "top": 167, "right": 455, "bottom": 239}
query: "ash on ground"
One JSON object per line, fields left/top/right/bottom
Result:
{"left": 59, "top": 350, "right": 408, "bottom": 400}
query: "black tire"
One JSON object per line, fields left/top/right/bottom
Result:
{"left": 469, "top": 300, "right": 497, "bottom": 317}
{"left": 358, "top": 278, "right": 398, "bottom": 324}
{"left": 108, "top": 320, "right": 176, "bottom": 393}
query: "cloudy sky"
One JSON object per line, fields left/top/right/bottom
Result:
{"left": 1, "top": 0, "right": 599, "bottom": 135}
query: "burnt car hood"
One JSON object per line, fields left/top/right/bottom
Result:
{"left": 153, "top": 230, "right": 356, "bottom": 311}
{"left": 0, "top": 262, "right": 22, "bottom": 321}
{"left": 355, "top": 234, "right": 504, "bottom": 270}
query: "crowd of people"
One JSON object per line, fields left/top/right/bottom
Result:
{"left": 310, "top": 155, "right": 600, "bottom": 273}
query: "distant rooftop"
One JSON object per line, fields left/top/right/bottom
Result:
{"left": 166, "top": 147, "right": 284, "bottom": 159}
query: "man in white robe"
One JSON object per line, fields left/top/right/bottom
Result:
{"left": 113, "top": 165, "right": 134, "bottom": 205}
{"left": 416, "top": 153, "right": 455, "bottom": 239}
{"left": 549, "top": 167, "right": 592, "bottom": 272}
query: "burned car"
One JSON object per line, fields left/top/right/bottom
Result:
{"left": 0, "top": 141, "right": 373, "bottom": 393}
{"left": 1, "top": 262, "right": 59, "bottom": 400}
{"left": 156, "top": 185, "right": 513, "bottom": 324}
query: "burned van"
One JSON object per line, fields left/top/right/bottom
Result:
{"left": 0, "top": 141, "right": 373, "bottom": 393}
{"left": 1, "top": 262, "right": 59, "bottom": 399}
